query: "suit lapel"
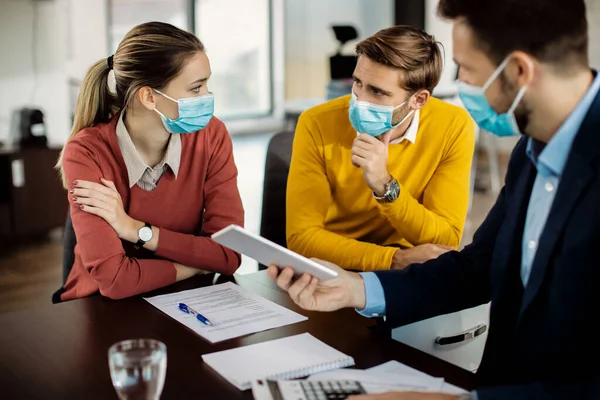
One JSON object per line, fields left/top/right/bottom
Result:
{"left": 519, "top": 92, "right": 600, "bottom": 318}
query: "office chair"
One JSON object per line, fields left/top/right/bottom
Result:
{"left": 62, "top": 209, "right": 76, "bottom": 284}
{"left": 258, "top": 131, "right": 295, "bottom": 269}
{"left": 52, "top": 209, "right": 76, "bottom": 303}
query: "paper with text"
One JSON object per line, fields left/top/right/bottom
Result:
{"left": 144, "top": 282, "right": 307, "bottom": 343}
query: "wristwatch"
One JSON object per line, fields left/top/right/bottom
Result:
{"left": 135, "top": 222, "right": 153, "bottom": 249}
{"left": 373, "top": 177, "right": 400, "bottom": 203}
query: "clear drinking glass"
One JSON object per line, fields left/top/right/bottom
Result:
{"left": 108, "top": 339, "right": 167, "bottom": 400}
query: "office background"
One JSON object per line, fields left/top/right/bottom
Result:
{"left": 0, "top": 0, "right": 599, "bottom": 314}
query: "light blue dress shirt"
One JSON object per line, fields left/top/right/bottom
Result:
{"left": 357, "top": 272, "right": 386, "bottom": 317}
{"left": 521, "top": 73, "right": 600, "bottom": 286}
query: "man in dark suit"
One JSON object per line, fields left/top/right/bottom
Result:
{"left": 269, "top": 0, "right": 600, "bottom": 398}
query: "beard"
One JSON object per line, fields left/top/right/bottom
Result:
{"left": 500, "top": 73, "right": 531, "bottom": 135}
{"left": 391, "top": 103, "right": 412, "bottom": 126}
{"left": 514, "top": 104, "right": 531, "bottom": 135}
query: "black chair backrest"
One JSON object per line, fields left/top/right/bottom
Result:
{"left": 62, "top": 208, "right": 76, "bottom": 284}
{"left": 259, "top": 131, "right": 295, "bottom": 269}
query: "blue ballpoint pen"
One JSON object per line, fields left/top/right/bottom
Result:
{"left": 178, "top": 302, "right": 213, "bottom": 326}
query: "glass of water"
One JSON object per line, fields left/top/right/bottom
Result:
{"left": 108, "top": 339, "right": 167, "bottom": 400}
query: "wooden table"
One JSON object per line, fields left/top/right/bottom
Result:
{"left": 0, "top": 272, "right": 476, "bottom": 399}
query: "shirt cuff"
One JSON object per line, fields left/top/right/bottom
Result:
{"left": 355, "top": 272, "right": 386, "bottom": 317}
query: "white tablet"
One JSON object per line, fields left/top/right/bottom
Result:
{"left": 211, "top": 225, "right": 339, "bottom": 281}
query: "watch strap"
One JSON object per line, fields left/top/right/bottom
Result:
{"left": 374, "top": 177, "right": 400, "bottom": 203}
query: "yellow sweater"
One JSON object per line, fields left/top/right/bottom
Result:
{"left": 286, "top": 94, "right": 475, "bottom": 272}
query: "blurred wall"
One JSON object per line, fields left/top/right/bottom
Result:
{"left": 0, "top": 0, "right": 107, "bottom": 146}
{"left": 1, "top": 0, "right": 598, "bottom": 147}
{"left": 284, "top": 0, "right": 394, "bottom": 100}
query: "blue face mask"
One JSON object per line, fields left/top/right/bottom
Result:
{"left": 348, "top": 93, "right": 414, "bottom": 137}
{"left": 457, "top": 57, "right": 527, "bottom": 137}
{"left": 154, "top": 90, "right": 214, "bottom": 134}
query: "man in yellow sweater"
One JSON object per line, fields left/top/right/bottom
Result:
{"left": 286, "top": 25, "right": 475, "bottom": 272}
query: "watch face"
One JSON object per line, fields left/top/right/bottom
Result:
{"left": 139, "top": 226, "right": 153, "bottom": 242}
{"left": 388, "top": 181, "right": 400, "bottom": 200}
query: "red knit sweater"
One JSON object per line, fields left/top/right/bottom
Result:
{"left": 60, "top": 115, "right": 244, "bottom": 301}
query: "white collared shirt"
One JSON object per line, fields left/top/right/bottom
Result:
{"left": 390, "top": 109, "right": 420, "bottom": 144}
{"left": 115, "top": 110, "right": 181, "bottom": 191}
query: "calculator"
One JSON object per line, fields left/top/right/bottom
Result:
{"left": 251, "top": 379, "right": 366, "bottom": 400}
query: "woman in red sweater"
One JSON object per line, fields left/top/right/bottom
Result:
{"left": 54, "top": 22, "right": 244, "bottom": 302}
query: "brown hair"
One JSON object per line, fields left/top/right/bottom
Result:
{"left": 56, "top": 21, "right": 204, "bottom": 187}
{"left": 355, "top": 25, "right": 443, "bottom": 93}
{"left": 438, "top": 0, "right": 588, "bottom": 68}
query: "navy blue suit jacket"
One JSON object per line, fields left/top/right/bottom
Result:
{"left": 375, "top": 92, "right": 600, "bottom": 399}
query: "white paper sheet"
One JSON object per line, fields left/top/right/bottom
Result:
{"left": 144, "top": 282, "right": 307, "bottom": 343}
{"left": 367, "top": 361, "right": 468, "bottom": 395}
{"left": 307, "top": 369, "right": 444, "bottom": 394}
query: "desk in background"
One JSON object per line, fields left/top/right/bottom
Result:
{"left": 0, "top": 271, "right": 475, "bottom": 399}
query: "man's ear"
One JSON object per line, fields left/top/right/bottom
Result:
{"left": 411, "top": 90, "right": 431, "bottom": 110}
{"left": 507, "top": 50, "right": 535, "bottom": 89}
{"left": 137, "top": 87, "right": 157, "bottom": 111}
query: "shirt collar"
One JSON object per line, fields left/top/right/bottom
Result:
{"left": 527, "top": 70, "right": 600, "bottom": 177}
{"left": 354, "top": 109, "right": 420, "bottom": 144}
{"left": 116, "top": 110, "right": 181, "bottom": 188}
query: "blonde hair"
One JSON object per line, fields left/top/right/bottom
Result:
{"left": 355, "top": 25, "right": 443, "bottom": 94}
{"left": 56, "top": 21, "right": 204, "bottom": 187}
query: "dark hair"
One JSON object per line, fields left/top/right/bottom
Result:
{"left": 438, "top": 0, "right": 589, "bottom": 68}
{"left": 56, "top": 21, "right": 204, "bottom": 187}
{"left": 356, "top": 25, "right": 443, "bottom": 93}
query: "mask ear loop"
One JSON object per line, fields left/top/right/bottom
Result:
{"left": 391, "top": 109, "right": 415, "bottom": 130}
{"left": 390, "top": 92, "right": 414, "bottom": 128}
{"left": 482, "top": 57, "right": 512, "bottom": 91}
{"left": 153, "top": 89, "right": 178, "bottom": 103}
{"left": 153, "top": 89, "right": 178, "bottom": 122}
{"left": 154, "top": 108, "right": 170, "bottom": 120}
{"left": 508, "top": 85, "right": 528, "bottom": 114}
{"left": 392, "top": 100, "right": 408, "bottom": 111}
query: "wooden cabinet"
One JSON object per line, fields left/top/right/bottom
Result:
{"left": 0, "top": 146, "right": 68, "bottom": 245}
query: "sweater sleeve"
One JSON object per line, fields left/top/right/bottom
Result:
{"left": 63, "top": 137, "right": 176, "bottom": 300}
{"left": 377, "top": 112, "right": 475, "bottom": 247}
{"left": 286, "top": 111, "right": 397, "bottom": 272}
{"left": 154, "top": 120, "right": 244, "bottom": 274}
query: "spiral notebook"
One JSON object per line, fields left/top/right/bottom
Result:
{"left": 202, "top": 333, "right": 355, "bottom": 390}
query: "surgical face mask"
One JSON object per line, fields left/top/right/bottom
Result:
{"left": 348, "top": 93, "right": 414, "bottom": 137}
{"left": 457, "top": 57, "right": 527, "bottom": 137}
{"left": 154, "top": 90, "right": 214, "bottom": 134}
